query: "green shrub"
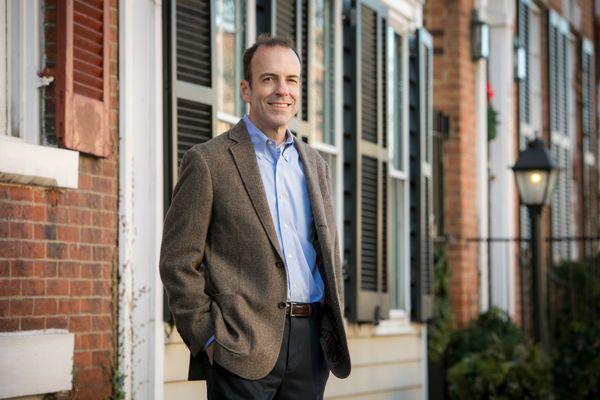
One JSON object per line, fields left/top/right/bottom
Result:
{"left": 550, "top": 255, "right": 600, "bottom": 399}
{"left": 428, "top": 246, "right": 455, "bottom": 362}
{"left": 445, "top": 308, "right": 554, "bottom": 400}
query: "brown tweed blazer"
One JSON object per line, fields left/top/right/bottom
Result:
{"left": 159, "top": 120, "right": 351, "bottom": 381}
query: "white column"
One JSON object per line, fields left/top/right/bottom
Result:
{"left": 475, "top": 0, "right": 489, "bottom": 312}
{"left": 484, "top": 0, "right": 516, "bottom": 316}
{"left": 118, "top": 0, "right": 164, "bottom": 399}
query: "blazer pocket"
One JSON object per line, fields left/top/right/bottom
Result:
{"left": 210, "top": 294, "right": 251, "bottom": 355}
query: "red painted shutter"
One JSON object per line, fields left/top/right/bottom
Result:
{"left": 54, "top": 0, "right": 110, "bottom": 157}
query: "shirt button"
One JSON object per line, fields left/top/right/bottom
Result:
{"left": 283, "top": 223, "right": 288, "bottom": 229}
{"left": 275, "top": 261, "right": 284, "bottom": 269}
{"left": 278, "top": 302, "right": 287, "bottom": 309}
{"left": 287, "top": 254, "right": 293, "bottom": 259}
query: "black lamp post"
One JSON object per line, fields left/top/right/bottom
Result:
{"left": 512, "top": 138, "right": 558, "bottom": 347}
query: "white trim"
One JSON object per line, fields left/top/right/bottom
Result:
{"left": 334, "top": 0, "right": 344, "bottom": 238}
{"left": 0, "top": 137, "right": 78, "bottom": 188}
{"left": 0, "top": 0, "right": 6, "bottom": 136}
{"left": 0, "top": 329, "right": 74, "bottom": 399}
{"left": 118, "top": 0, "right": 164, "bottom": 399}
{"left": 485, "top": 0, "right": 517, "bottom": 316}
{"left": 217, "top": 111, "right": 242, "bottom": 126}
{"left": 311, "top": 140, "right": 338, "bottom": 155}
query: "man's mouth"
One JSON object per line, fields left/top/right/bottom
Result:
{"left": 268, "top": 102, "right": 292, "bottom": 109}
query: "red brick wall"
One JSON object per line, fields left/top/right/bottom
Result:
{"left": 424, "top": 0, "right": 481, "bottom": 326}
{"left": 0, "top": 1, "right": 119, "bottom": 398}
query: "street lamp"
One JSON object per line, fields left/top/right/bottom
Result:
{"left": 512, "top": 138, "right": 558, "bottom": 347}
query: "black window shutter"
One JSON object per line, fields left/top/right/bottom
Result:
{"left": 518, "top": 0, "right": 530, "bottom": 124}
{"left": 343, "top": 3, "right": 390, "bottom": 324}
{"left": 164, "top": 0, "right": 215, "bottom": 323}
{"left": 361, "top": 5, "right": 377, "bottom": 143}
{"left": 276, "top": 0, "right": 297, "bottom": 40}
{"left": 409, "top": 28, "right": 434, "bottom": 322}
{"left": 256, "top": 0, "right": 272, "bottom": 36}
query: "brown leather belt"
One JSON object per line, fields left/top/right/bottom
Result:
{"left": 285, "top": 302, "right": 318, "bottom": 317}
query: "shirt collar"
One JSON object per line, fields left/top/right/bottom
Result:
{"left": 243, "top": 115, "right": 294, "bottom": 156}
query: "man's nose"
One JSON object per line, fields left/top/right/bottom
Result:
{"left": 274, "top": 79, "right": 289, "bottom": 95}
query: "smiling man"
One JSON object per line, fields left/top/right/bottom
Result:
{"left": 160, "top": 35, "right": 351, "bottom": 399}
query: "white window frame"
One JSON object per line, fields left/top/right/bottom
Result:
{"left": 0, "top": 0, "right": 78, "bottom": 189}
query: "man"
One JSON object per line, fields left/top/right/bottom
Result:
{"left": 160, "top": 35, "right": 350, "bottom": 399}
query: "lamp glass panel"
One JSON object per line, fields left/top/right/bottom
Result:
{"left": 515, "top": 169, "right": 550, "bottom": 205}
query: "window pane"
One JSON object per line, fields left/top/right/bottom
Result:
{"left": 312, "top": 0, "right": 334, "bottom": 144}
{"left": 216, "top": 0, "right": 245, "bottom": 116}
{"left": 391, "top": 178, "right": 406, "bottom": 309}
{"left": 392, "top": 33, "right": 403, "bottom": 170}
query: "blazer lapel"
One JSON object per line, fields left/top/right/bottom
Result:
{"left": 228, "top": 121, "right": 284, "bottom": 261}
{"left": 295, "top": 139, "right": 328, "bottom": 229}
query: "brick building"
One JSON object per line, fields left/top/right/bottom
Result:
{"left": 423, "top": 0, "right": 600, "bottom": 331}
{"left": 0, "top": 0, "right": 118, "bottom": 398}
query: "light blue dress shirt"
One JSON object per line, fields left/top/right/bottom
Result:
{"left": 205, "top": 115, "right": 325, "bottom": 350}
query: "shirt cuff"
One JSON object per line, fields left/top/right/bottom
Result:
{"left": 204, "top": 335, "right": 215, "bottom": 350}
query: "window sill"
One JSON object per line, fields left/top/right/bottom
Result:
{"left": 0, "top": 329, "right": 74, "bottom": 398}
{"left": 0, "top": 137, "right": 79, "bottom": 188}
{"left": 345, "top": 309, "right": 422, "bottom": 337}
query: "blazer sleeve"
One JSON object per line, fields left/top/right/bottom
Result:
{"left": 159, "top": 148, "right": 214, "bottom": 356}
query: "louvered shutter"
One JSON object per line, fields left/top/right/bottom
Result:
{"left": 171, "top": 0, "right": 214, "bottom": 174}
{"left": 549, "top": 11, "right": 572, "bottom": 260}
{"left": 342, "top": 3, "right": 390, "bottom": 323}
{"left": 582, "top": 40, "right": 593, "bottom": 155}
{"left": 409, "top": 28, "right": 434, "bottom": 322}
{"left": 518, "top": 0, "right": 531, "bottom": 124}
{"left": 54, "top": 0, "right": 110, "bottom": 157}
{"left": 164, "top": 0, "right": 215, "bottom": 323}
{"left": 256, "top": 0, "right": 272, "bottom": 36}
{"left": 274, "top": 0, "right": 309, "bottom": 122}
{"left": 582, "top": 40, "right": 594, "bottom": 255}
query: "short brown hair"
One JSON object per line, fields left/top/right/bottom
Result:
{"left": 243, "top": 34, "right": 302, "bottom": 83}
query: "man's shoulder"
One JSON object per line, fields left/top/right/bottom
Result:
{"left": 185, "top": 129, "right": 234, "bottom": 162}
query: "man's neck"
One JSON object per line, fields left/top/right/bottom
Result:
{"left": 247, "top": 115, "right": 288, "bottom": 146}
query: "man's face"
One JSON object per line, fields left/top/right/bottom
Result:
{"left": 240, "top": 45, "right": 301, "bottom": 133}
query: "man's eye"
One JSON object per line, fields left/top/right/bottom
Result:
{"left": 263, "top": 77, "right": 273, "bottom": 82}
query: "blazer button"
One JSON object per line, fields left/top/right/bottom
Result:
{"left": 278, "top": 302, "right": 287, "bottom": 309}
{"left": 275, "top": 261, "right": 284, "bottom": 269}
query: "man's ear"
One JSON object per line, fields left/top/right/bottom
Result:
{"left": 240, "top": 80, "right": 251, "bottom": 103}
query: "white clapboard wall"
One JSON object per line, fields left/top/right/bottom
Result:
{"left": 164, "top": 322, "right": 426, "bottom": 400}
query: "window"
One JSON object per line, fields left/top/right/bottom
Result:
{"left": 215, "top": 0, "right": 246, "bottom": 130}
{"left": 312, "top": 0, "right": 335, "bottom": 145}
{"left": 1, "top": 0, "right": 43, "bottom": 143}
{"left": 389, "top": 30, "right": 409, "bottom": 311}
{"left": 0, "top": 0, "right": 78, "bottom": 189}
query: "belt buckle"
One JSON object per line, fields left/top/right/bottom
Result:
{"left": 290, "top": 302, "right": 312, "bottom": 317}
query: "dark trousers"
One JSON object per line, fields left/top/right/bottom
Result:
{"left": 207, "top": 314, "right": 329, "bottom": 400}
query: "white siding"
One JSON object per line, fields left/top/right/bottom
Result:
{"left": 163, "top": 323, "right": 426, "bottom": 400}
